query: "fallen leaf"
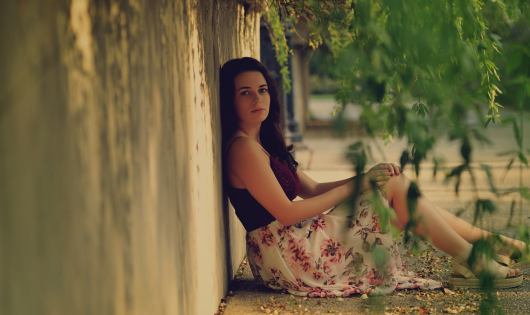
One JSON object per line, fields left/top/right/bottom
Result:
{"left": 418, "top": 308, "right": 431, "bottom": 314}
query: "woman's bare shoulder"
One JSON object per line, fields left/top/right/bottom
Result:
{"left": 226, "top": 136, "right": 267, "bottom": 163}
{"left": 225, "top": 136, "right": 271, "bottom": 188}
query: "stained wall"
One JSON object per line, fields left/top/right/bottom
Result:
{"left": 0, "top": 1, "right": 259, "bottom": 314}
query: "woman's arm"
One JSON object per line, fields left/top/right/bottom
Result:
{"left": 297, "top": 164, "right": 400, "bottom": 199}
{"left": 296, "top": 170, "right": 354, "bottom": 199}
{"left": 227, "top": 138, "right": 391, "bottom": 226}
{"left": 228, "top": 138, "right": 354, "bottom": 226}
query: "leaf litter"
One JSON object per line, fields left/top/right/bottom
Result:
{"left": 223, "top": 236, "right": 497, "bottom": 314}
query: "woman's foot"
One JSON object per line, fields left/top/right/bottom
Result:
{"left": 450, "top": 245, "right": 523, "bottom": 288}
{"left": 453, "top": 267, "right": 521, "bottom": 277}
{"left": 496, "top": 237, "right": 525, "bottom": 259}
{"left": 493, "top": 236, "right": 530, "bottom": 271}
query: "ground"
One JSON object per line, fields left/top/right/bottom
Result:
{"left": 221, "top": 239, "right": 530, "bottom": 314}
{"left": 219, "top": 101, "right": 530, "bottom": 315}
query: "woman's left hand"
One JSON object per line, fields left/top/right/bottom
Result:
{"left": 354, "top": 162, "right": 401, "bottom": 192}
{"left": 369, "top": 163, "right": 401, "bottom": 177}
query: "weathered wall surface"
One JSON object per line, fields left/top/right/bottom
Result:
{"left": 0, "top": 1, "right": 259, "bottom": 314}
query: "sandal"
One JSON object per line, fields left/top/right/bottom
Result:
{"left": 449, "top": 245, "right": 523, "bottom": 288}
{"left": 492, "top": 235, "right": 530, "bottom": 271}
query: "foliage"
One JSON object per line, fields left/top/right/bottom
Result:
{"left": 309, "top": 74, "right": 341, "bottom": 94}
{"left": 263, "top": 0, "right": 530, "bottom": 312}
{"left": 263, "top": 3, "right": 293, "bottom": 94}
{"left": 491, "top": 4, "right": 530, "bottom": 109}
{"left": 308, "top": 45, "right": 337, "bottom": 78}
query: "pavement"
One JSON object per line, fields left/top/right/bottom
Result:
{"left": 219, "top": 100, "right": 530, "bottom": 315}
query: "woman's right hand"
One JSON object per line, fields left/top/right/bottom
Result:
{"left": 345, "top": 164, "right": 395, "bottom": 195}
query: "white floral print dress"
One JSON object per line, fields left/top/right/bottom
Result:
{"left": 226, "top": 146, "right": 442, "bottom": 297}
{"left": 246, "top": 189, "right": 443, "bottom": 297}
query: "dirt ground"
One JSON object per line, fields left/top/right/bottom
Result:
{"left": 220, "top": 234, "right": 530, "bottom": 315}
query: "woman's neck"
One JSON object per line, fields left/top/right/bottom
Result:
{"left": 238, "top": 123, "right": 261, "bottom": 144}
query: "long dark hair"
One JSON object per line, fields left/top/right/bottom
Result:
{"left": 220, "top": 57, "right": 298, "bottom": 173}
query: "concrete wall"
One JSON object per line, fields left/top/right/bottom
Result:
{"left": 0, "top": 1, "right": 259, "bottom": 314}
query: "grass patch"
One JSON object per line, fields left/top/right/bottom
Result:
{"left": 309, "top": 93, "right": 336, "bottom": 101}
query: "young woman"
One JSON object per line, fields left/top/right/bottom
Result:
{"left": 220, "top": 57, "right": 525, "bottom": 297}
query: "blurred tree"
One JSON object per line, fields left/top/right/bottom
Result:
{"left": 308, "top": 45, "right": 341, "bottom": 94}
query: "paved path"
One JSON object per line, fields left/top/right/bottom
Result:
{"left": 221, "top": 106, "right": 530, "bottom": 315}
{"left": 308, "top": 99, "right": 487, "bottom": 124}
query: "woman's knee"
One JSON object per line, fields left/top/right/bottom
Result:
{"left": 384, "top": 173, "right": 411, "bottom": 204}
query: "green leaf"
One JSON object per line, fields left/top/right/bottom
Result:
{"left": 471, "top": 128, "right": 490, "bottom": 144}
{"left": 506, "top": 50, "right": 523, "bottom": 75}
{"left": 349, "top": 142, "right": 363, "bottom": 151}
{"left": 497, "top": 150, "right": 517, "bottom": 157}
{"left": 513, "top": 120, "right": 522, "bottom": 148}
{"left": 519, "top": 224, "right": 530, "bottom": 245}
{"left": 521, "top": 188, "right": 530, "bottom": 202}
{"left": 473, "top": 199, "right": 481, "bottom": 225}
{"left": 422, "top": 104, "right": 430, "bottom": 115}
{"left": 481, "top": 199, "right": 496, "bottom": 213}
{"left": 455, "top": 174, "right": 461, "bottom": 195}
{"left": 519, "top": 152, "right": 528, "bottom": 165}
{"left": 481, "top": 164, "right": 498, "bottom": 195}
{"left": 264, "top": 6, "right": 292, "bottom": 93}
{"left": 502, "top": 156, "right": 516, "bottom": 181}
{"left": 406, "top": 181, "right": 421, "bottom": 218}
{"left": 447, "top": 164, "right": 467, "bottom": 178}
{"left": 461, "top": 139, "right": 472, "bottom": 165}
{"left": 433, "top": 157, "right": 439, "bottom": 179}
{"left": 502, "top": 117, "right": 515, "bottom": 125}
{"left": 492, "top": 84, "right": 503, "bottom": 95}
{"left": 473, "top": 199, "right": 496, "bottom": 225}
{"left": 400, "top": 150, "right": 409, "bottom": 171}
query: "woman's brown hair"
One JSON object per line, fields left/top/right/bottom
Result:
{"left": 220, "top": 57, "right": 298, "bottom": 173}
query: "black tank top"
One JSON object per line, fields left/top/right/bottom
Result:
{"left": 225, "top": 137, "right": 300, "bottom": 231}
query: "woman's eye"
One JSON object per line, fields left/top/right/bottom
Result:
{"left": 260, "top": 89, "right": 268, "bottom": 93}
{"left": 241, "top": 91, "right": 249, "bottom": 96}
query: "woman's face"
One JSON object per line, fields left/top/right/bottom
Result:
{"left": 233, "top": 71, "right": 270, "bottom": 124}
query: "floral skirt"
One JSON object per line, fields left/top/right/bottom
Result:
{"left": 245, "top": 189, "right": 442, "bottom": 297}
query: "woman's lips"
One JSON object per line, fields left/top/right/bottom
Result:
{"left": 252, "top": 108, "right": 265, "bottom": 113}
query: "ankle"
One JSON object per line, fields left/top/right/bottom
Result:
{"left": 499, "top": 238, "right": 524, "bottom": 258}
{"left": 511, "top": 240, "right": 525, "bottom": 252}
{"left": 452, "top": 244, "right": 473, "bottom": 259}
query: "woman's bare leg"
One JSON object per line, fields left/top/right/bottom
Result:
{"left": 430, "top": 202, "right": 525, "bottom": 254}
{"left": 387, "top": 199, "right": 486, "bottom": 243}
{"left": 385, "top": 173, "right": 521, "bottom": 249}
{"left": 384, "top": 173, "right": 520, "bottom": 276}
{"left": 384, "top": 173, "right": 471, "bottom": 257}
